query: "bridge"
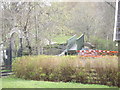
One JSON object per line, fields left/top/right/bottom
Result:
{"left": 59, "top": 34, "right": 84, "bottom": 56}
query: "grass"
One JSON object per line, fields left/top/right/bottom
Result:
{"left": 0, "top": 77, "right": 117, "bottom": 88}
{"left": 1, "top": 70, "right": 11, "bottom": 72}
{"left": 53, "top": 35, "right": 72, "bottom": 44}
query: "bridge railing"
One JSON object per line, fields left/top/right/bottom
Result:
{"left": 76, "top": 34, "right": 84, "bottom": 50}
{"left": 66, "top": 35, "right": 77, "bottom": 51}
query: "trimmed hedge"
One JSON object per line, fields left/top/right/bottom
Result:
{"left": 12, "top": 55, "right": 119, "bottom": 87}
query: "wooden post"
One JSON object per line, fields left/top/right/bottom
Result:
{"left": 6, "top": 38, "right": 12, "bottom": 70}
{"left": 20, "top": 38, "right": 22, "bottom": 56}
{"left": 10, "top": 38, "right": 12, "bottom": 70}
{"left": 118, "top": 41, "right": 120, "bottom": 56}
{"left": 118, "top": 41, "right": 120, "bottom": 87}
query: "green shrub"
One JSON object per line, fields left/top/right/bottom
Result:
{"left": 12, "top": 55, "right": 118, "bottom": 87}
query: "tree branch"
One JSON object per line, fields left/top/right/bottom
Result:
{"left": 105, "top": 1, "right": 115, "bottom": 10}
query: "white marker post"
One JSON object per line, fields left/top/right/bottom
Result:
{"left": 114, "top": 0, "right": 120, "bottom": 55}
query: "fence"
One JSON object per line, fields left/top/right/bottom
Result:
{"left": 77, "top": 50, "right": 119, "bottom": 57}
{"left": 0, "top": 65, "right": 13, "bottom": 77}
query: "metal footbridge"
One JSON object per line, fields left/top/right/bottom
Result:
{"left": 59, "top": 34, "right": 84, "bottom": 56}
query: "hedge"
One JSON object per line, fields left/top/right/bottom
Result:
{"left": 12, "top": 55, "right": 119, "bottom": 87}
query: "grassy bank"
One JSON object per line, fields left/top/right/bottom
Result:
{"left": 1, "top": 77, "right": 117, "bottom": 88}
{"left": 53, "top": 35, "right": 72, "bottom": 44}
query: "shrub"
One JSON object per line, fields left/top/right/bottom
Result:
{"left": 12, "top": 55, "right": 118, "bottom": 87}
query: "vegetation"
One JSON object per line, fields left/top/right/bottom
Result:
{"left": 89, "top": 36, "right": 117, "bottom": 51}
{"left": 0, "top": 2, "right": 116, "bottom": 55}
{"left": 1, "top": 77, "right": 117, "bottom": 88}
{"left": 13, "top": 55, "right": 118, "bottom": 87}
{"left": 0, "top": 1, "right": 118, "bottom": 89}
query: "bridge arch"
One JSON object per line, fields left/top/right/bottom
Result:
{"left": 6, "top": 27, "right": 24, "bottom": 70}
{"left": 9, "top": 27, "right": 24, "bottom": 39}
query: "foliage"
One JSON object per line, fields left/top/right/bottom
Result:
{"left": 13, "top": 55, "right": 119, "bottom": 87}
{"left": 89, "top": 36, "right": 117, "bottom": 51}
{"left": 0, "top": 2, "right": 116, "bottom": 55}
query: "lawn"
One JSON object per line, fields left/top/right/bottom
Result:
{"left": 53, "top": 35, "right": 72, "bottom": 44}
{"left": 0, "top": 77, "right": 117, "bottom": 88}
